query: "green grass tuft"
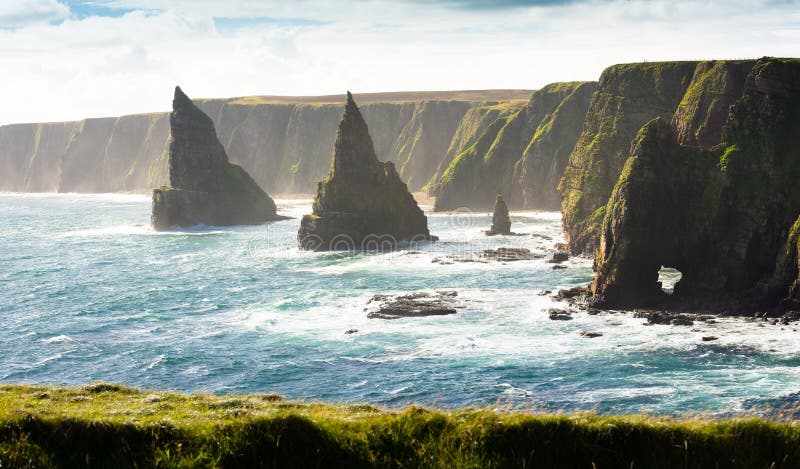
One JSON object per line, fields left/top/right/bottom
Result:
{"left": 0, "top": 385, "right": 799, "bottom": 468}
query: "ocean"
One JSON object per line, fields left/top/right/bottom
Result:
{"left": 2, "top": 193, "right": 799, "bottom": 416}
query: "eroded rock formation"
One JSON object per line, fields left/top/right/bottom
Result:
{"left": 151, "top": 87, "right": 278, "bottom": 230}
{"left": 559, "top": 62, "right": 700, "bottom": 255}
{"left": 486, "top": 194, "right": 511, "bottom": 235}
{"left": 297, "top": 92, "right": 435, "bottom": 250}
{"left": 590, "top": 58, "right": 800, "bottom": 311}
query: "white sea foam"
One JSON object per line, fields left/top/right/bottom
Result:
{"left": 43, "top": 335, "right": 74, "bottom": 344}
{"left": 6, "top": 194, "right": 800, "bottom": 415}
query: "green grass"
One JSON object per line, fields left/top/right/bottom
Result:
{"left": 0, "top": 384, "right": 799, "bottom": 468}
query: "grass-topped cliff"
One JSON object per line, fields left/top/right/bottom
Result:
{"left": 1, "top": 384, "right": 798, "bottom": 468}
{"left": 558, "top": 61, "right": 700, "bottom": 255}
{"left": 0, "top": 91, "right": 529, "bottom": 196}
{"left": 588, "top": 58, "right": 800, "bottom": 311}
{"left": 431, "top": 82, "right": 596, "bottom": 212}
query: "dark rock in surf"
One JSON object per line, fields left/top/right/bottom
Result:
{"left": 548, "top": 309, "right": 573, "bottom": 320}
{"left": 485, "top": 194, "right": 512, "bottom": 236}
{"left": 367, "top": 291, "right": 464, "bottom": 319}
{"left": 548, "top": 252, "right": 569, "bottom": 264}
{"left": 480, "top": 247, "right": 536, "bottom": 261}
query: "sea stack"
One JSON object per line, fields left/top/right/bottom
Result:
{"left": 297, "top": 92, "right": 435, "bottom": 250}
{"left": 151, "top": 86, "right": 279, "bottom": 230}
{"left": 486, "top": 194, "right": 511, "bottom": 236}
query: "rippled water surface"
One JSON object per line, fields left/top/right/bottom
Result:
{"left": 2, "top": 193, "right": 800, "bottom": 416}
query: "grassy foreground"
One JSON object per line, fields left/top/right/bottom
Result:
{"left": 0, "top": 385, "right": 798, "bottom": 468}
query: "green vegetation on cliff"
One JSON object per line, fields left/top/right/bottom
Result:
{"left": 432, "top": 82, "right": 595, "bottom": 211}
{"left": 590, "top": 58, "right": 800, "bottom": 310}
{"left": 1, "top": 384, "right": 798, "bottom": 468}
{"left": 559, "top": 61, "right": 699, "bottom": 255}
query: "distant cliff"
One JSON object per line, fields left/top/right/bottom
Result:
{"left": 431, "top": 81, "right": 596, "bottom": 211}
{"left": 0, "top": 90, "right": 530, "bottom": 195}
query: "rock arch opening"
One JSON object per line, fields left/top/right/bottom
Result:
{"left": 657, "top": 266, "right": 683, "bottom": 294}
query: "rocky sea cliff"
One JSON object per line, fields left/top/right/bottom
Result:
{"left": 0, "top": 91, "right": 531, "bottom": 196}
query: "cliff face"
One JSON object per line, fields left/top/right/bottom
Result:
{"left": 431, "top": 82, "right": 595, "bottom": 211}
{"left": 559, "top": 62, "right": 699, "bottom": 255}
{"left": 0, "top": 92, "right": 528, "bottom": 196}
{"left": 151, "top": 87, "right": 278, "bottom": 230}
{"left": 297, "top": 93, "right": 433, "bottom": 251}
{"left": 590, "top": 58, "right": 800, "bottom": 310}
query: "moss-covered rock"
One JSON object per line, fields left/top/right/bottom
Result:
{"left": 151, "top": 87, "right": 278, "bottom": 230}
{"left": 432, "top": 82, "right": 595, "bottom": 211}
{"left": 297, "top": 93, "right": 435, "bottom": 251}
{"left": 591, "top": 57, "right": 800, "bottom": 311}
{"left": 590, "top": 118, "right": 721, "bottom": 306}
{"left": 516, "top": 81, "right": 597, "bottom": 210}
{"left": 559, "top": 62, "right": 700, "bottom": 255}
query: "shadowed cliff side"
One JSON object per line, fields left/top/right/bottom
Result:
{"left": 297, "top": 93, "right": 434, "bottom": 251}
{"left": 151, "top": 87, "right": 279, "bottom": 230}
{"left": 431, "top": 82, "right": 595, "bottom": 212}
{"left": 559, "top": 62, "right": 700, "bottom": 255}
{"left": 590, "top": 58, "right": 800, "bottom": 312}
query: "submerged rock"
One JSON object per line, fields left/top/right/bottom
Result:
{"left": 548, "top": 252, "right": 569, "bottom": 264}
{"left": 151, "top": 87, "right": 279, "bottom": 230}
{"left": 480, "top": 247, "right": 536, "bottom": 261}
{"left": 298, "top": 92, "right": 435, "bottom": 250}
{"left": 485, "top": 194, "right": 512, "bottom": 236}
{"left": 635, "top": 311, "right": 694, "bottom": 326}
{"left": 366, "top": 291, "right": 465, "bottom": 320}
{"left": 548, "top": 309, "right": 573, "bottom": 320}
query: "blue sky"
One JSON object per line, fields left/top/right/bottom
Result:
{"left": 0, "top": 0, "right": 798, "bottom": 124}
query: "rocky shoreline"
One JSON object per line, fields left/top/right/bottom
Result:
{"left": 554, "top": 285, "right": 800, "bottom": 326}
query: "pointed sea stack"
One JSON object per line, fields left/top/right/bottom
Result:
{"left": 151, "top": 87, "right": 279, "bottom": 230}
{"left": 486, "top": 194, "right": 512, "bottom": 236}
{"left": 297, "top": 92, "right": 435, "bottom": 250}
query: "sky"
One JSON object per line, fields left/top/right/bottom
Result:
{"left": 0, "top": 0, "right": 798, "bottom": 124}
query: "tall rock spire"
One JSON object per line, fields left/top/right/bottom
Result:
{"left": 298, "top": 92, "right": 436, "bottom": 250}
{"left": 168, "top": 86, "right": 228, "bottom": 191}
{"left": 486, "top": 194, "right": 512, "bottom": 236}
{"left": 151, "top": 86, "right": 279, "bottom": 230}
{"left": 331, "top": 91, "right": 380, "bottom": 180}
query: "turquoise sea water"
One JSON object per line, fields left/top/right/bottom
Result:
{"left": 2, "top": 193, "right": 800, "bottom": 416}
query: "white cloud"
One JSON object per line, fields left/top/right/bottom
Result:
{"left": 0, "top": 0, "right": 70, "bottom": 28}
{"left": 0, "top": 0, "right": 798, "bottom": 124}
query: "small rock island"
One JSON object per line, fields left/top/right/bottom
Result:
{"left": 485, "top": 194, "right": 512, "bottom": 236}
{"left": 151, "top": 86, "right": 280, "bottom": 230}
{"left": 297, "top": 92, "right": 435, "bottom": 250}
